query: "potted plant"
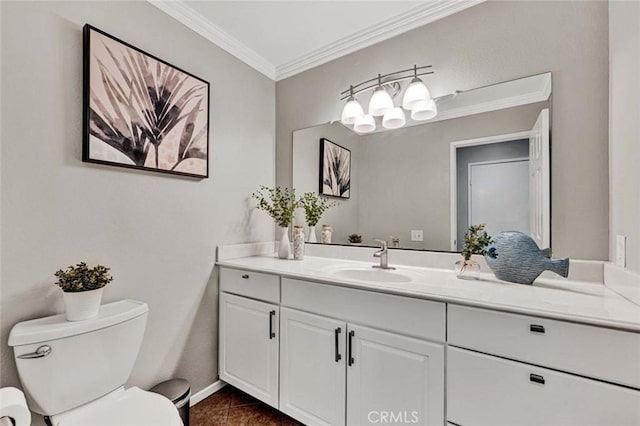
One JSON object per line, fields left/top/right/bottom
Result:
{"left": 347, "top": 234, "right": 363, "bottom": 245}
{"left": 298, "top": 192, "right": 338, "bottom": 243}
{"left": 54, "top": 262, "right": 113, "bottom": 321}
{"left": 456, "top": 224, "right": 492, "bottom": 280}
{"left": 252, "top": 186, "right": 299, "bottom": 259}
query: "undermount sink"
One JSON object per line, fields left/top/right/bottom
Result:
{"left": 331, "top": 267, "right": 414, "bottom": 283}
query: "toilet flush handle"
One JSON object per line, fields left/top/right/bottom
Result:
{"left": 17, "top": 345, "right": 52, "bottom": 359}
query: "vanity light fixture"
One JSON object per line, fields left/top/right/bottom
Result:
{"left": 402, "top": 65, "right": 433, "bottom": 110}
{"left": 341, "top": 85, "right": 365, "bottom": 125}
{"left": 340, "top": 64, "right": 436, "bottom": 133}
{"left": 382, "top": 107, "right": 406, "bottom": 129}
{"left": 354, "top": 114, "right": 376, "bottom": 133}
{"left": 411, "top": 98, "right": 438, "bottom": 121}
{"left": 368, "top": 75, "right": 395, "bottom": 117}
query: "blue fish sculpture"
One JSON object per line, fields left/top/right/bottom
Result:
{"left": 485, "top": 231, "right": 569, "bottom": 285}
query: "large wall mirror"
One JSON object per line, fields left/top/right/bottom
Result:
{"left": 293, "top": 73, "right": 552, "bottom": 252}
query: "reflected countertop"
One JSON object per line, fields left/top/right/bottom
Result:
{"left": 217, "top": 255, "right": 640, "bottom": 332}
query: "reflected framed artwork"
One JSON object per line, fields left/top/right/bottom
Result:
{"left": 82, "top": 25, "right": 210, "bottom": 178}
{"left": 319, "top": 138, "right": 351, "bottom": 199}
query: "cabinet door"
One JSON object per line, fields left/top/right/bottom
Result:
{"left": 219, "top": 292, "right": 279, "bottom": 407}
{"left": 279, "top": 308, "right": 346, "bottom": 426}
{"left": 346, "top": 324, "right": 445, "bottom": 426}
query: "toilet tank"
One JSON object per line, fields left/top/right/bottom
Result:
{"left": 8, "top": 300, "right": 148, "bottom": 416}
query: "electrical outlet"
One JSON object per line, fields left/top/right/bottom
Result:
{"left": 616, "top": 235, "right": 627, "bottom": 268}
{"left": 411, "top": 230, "right": 424, "bottom": 242}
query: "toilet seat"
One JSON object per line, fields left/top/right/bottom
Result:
{"left": 50, "top": 387, "right": 182, "bottom": 426}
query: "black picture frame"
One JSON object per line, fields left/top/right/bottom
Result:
{"left": 82, "top": 24, "right": 210, "bottom": 179}
{"left": 319, "top": 138, "right": 351, "bottom": 199}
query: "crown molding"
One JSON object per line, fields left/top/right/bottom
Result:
{"left": 275, "top": 0, "right": 485, "bottom": 81}
{"left": 148, "top": 0, "right": 484, "bottom": 82}
{"left": 147, "top": 0, "right": 276, "bottom": 80}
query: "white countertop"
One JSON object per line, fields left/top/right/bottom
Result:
{"left": 217, "top": 255, "right": 640, "bottom": 332}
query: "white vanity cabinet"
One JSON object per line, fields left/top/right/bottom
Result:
{"left": 447, "top": 305, "right": 640, "bottom": 426}
{"left": 218, "top": 269, "right": 280, "bottom": 408}
{"left": 218, "top": 263, "right": 640, "bottom": 426}
{"left": 280, "top": 278, "right": 446, "bottom": 426}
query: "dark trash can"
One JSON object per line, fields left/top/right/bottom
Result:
{"left": 150, "top": 378, "right": 191, "bottom": 426}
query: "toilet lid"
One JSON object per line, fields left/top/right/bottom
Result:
{"left": 51, "top": 387, "right": 182, "bottom": 426}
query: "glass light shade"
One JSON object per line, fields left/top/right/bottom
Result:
{"left": 368, "top": 87, "right": 394, "bottom": 116}
{"left": 341, "top": 97, "right": 364, "bottom": 125}
{"left": 402, "top": 79, "right": 431, "bottom": 110}
{"left": 382, "top": 107, "right": 406, "bottom": 129}
{"left": 354, "top": 114, "right": 376, "bottom": 133}
{"left": 411, "top": 99, "right": 438, "bottom": 121}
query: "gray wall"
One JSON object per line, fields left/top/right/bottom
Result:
{"left": 456, "top": 139, "right": 530, "bottom": 251}
{"left": 609, "top": 1, "right": 640, "bottom": 273}
{"left": 277, "top": 0, "right": 609, "bottom": 260}
{"left": 292, "top": 123, "right": 360, "bottom": 243}
{"left": 0, "top": 0, "right": 275, "bottom": 416}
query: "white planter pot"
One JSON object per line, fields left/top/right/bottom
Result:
{"left": 63, "top": 288, "right": 104, "bottom": 321}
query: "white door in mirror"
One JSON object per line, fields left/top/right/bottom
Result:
{"left": 529, "top": 108, "right": 550, "bottom": 248}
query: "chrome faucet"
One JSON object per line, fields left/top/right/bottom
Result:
{"left": 373, "top": 239, "right": 395, "bottom": 270}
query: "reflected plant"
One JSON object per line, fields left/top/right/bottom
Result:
{"left": 89, "top": 39, "right": 207, "bottom": 170}
{"left": 299, "top": 192, "right": 338, "bottom": 226}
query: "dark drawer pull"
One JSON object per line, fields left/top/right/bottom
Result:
{"left": 241, "top": 274, "right": 250, "bottom": 279}
{"left": 530, "top": 373, "right": 545, "bottom": 385}
{"left": 530, "top": 324, "right": 545, "bottom": 334}
{"left": 348, "top": 330, "right": 355, "bottom": 366}
{"left": 334, "top": 327, "right": 342, "bottom": 362}
{"left": 269, "top": 310, "right": 276, "bottom": 339}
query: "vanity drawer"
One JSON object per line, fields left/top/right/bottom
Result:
{"left": 281, "top": 278, "right": 445, "bottom": 342}
{"left": 220, "top": 267, "right": 280, "bottom": 304}
{"left": 448, "top": 304, "right": 640, "bottom": 388}
{"left": 447, "top": 347, "right": 640, "bottom": 426}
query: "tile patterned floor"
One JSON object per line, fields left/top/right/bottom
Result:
{"left": 190, "top": 385, "right": 304, "bottom": 425}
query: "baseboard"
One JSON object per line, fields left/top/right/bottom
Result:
{"left": 190, "top": 380, "right": 227, "bottom": 407}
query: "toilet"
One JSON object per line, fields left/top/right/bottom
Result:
{"left": 8, "top": 300, "right": 182, "bottom": 426}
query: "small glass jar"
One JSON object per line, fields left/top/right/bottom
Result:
{"left": 455, "top": 259, "right": 481, "bottom": 280}
{"left": 293, "top": 226, "right": 305, "bottom": 260}
{"left": 321, "top": 225, "right": 332, "bottom": 244}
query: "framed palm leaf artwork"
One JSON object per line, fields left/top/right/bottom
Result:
{"left": 83, "top": 25, "right": 210, "bottom": 178}
{"left": 319, "top": 138, "right": 351, "bottom": 199}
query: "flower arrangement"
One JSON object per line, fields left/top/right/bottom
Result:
{"left": 54, "top": 262, "right": 113, "bottom": 292}
{"left": 298, "top": 192, "right": 338, "bottom": 227}
{"left": 347, "top": 234, "right": 363, "bottom": 244}
{"left": 252, "top": 186, "right": 298, "bottom": 228}
{"left": 462, "top": 224, "right": 493, "bottom": 261}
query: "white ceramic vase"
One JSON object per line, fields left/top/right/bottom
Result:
{"left": 278, "top": 226, "right": 291, "bottom": 259}
{"left": 308, "top": 225, "right": 317, "bottom": 243}
{"left": 63, "top": 287, "right": 104, "bottom": 321}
